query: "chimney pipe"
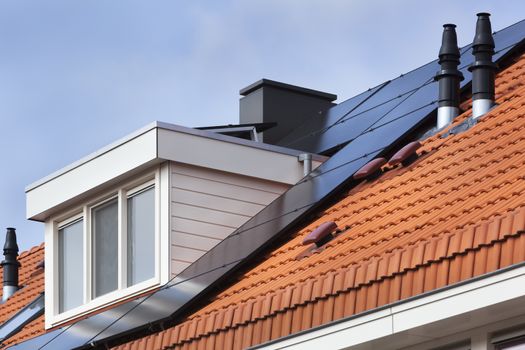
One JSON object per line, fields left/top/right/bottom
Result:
{"left": 435, "top": 24, "right": 464, "bottom": 129}
{"left": 1, "top": 228, "right": 20, "bottom": 303}
{"left": 469, "top": 12, "right": 496, "bottom": 119}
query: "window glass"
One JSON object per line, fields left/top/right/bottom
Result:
{"left": 59, "top": 219, "right": 83, "bottom": 312}
{"left": 92, "top": 198, "right": 118, "bottom": 298}
{"left": 497, "top": 338, "right": 525, "bottom": 350}
{"left": 127, "top": 187, "right": 155, "bottom": 286}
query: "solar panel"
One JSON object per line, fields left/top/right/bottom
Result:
{"left": 279, "top": 19, "right": 525, "bottom": 154}
{"left": 277, "top": 83, "right": 385, "bottom": 152}
{"left": 0, "top": 294, "right": 44, "bottom": 343}
{"left": 11, "top": 18, "right": 525, "bottom": 350}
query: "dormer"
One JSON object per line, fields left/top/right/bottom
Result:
{"left": 25, "top": 121, "right": 325, "bottom": 329}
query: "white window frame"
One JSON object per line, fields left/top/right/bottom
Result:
{"left": 45, "top": 165, "right": 169, "bottom": 328}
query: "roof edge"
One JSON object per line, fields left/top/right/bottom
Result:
{"left": 26, "top": 121, "right": 327, "bottom": 193}
{"left": 239, "top": 78, "right": 337, "bottom": 101}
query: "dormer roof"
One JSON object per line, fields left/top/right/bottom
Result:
{"left": 26, "top": 121, "right": 325, "bottom": 222}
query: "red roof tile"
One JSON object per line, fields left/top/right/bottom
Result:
{"left": 0, "top": 243, "right": 46, "bottom": 347}
{"left": 114, "top": 52, "right": 525, "bottom": 350}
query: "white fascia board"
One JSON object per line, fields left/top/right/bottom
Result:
{"left": 26, "top": 121, "right": 326, "bottom": 222}
{"left": 155, "top": 121, "right": 327, "bottom": 164}
{"left": 26, "top": 127, "right": 159, "bottom": 221}
{"left": 252, "top": 263, "right": 525, "bottom": 350}
{"left": 157, "top": 128, "right": 317, "bottom": 185}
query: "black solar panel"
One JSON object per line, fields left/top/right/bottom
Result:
{"left": 11, "top": 18, "right": 525, "bottom": 350}
{"left": 277, "top": 83, "right": 385, "bottom": 153}
{"left": 279, "top": 18, "right": 525, "bottom": 154}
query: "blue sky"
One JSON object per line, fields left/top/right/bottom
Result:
{"left": 1, "top": 0, "right": 524, "bottom": 252}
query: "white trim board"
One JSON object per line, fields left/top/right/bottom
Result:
{"left": 27, "top": 122, "right": 325, "bottom": 222}
{"left": 252, "top": 263, "right": 525, "bottom": 350}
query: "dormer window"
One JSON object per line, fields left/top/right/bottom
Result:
{"left": 92, "top": 196, "right": 118, "bottom": 298}
{"left": 25, "top": 122, "right": 323, "bottom": 329}
{"left": 50, "top": 174, "right": 160, "bottom": 323}
{"left": 126, "top": 185, "right": 155, "bottom": 286}
{"left": 58, "top": 217, "right": 83, "bottom": 312}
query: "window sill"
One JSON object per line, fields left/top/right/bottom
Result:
{"left": 48, "top": 277, "right": 160, "bottom": 329}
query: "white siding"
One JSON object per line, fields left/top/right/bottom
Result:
{"left": 170, "top": 162, "right": 289, "bottom": 276}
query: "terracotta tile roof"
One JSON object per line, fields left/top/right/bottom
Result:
{"left": 0, "top": 243, "right": 46, "bottom": 347}
{"left": 113, "top": 52, "right": 525, "bottom": 350}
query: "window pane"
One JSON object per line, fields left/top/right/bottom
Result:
{"left": 92, "top": 198, "right": 118, "bottom": 298}
{"left": 497, "top": 338, "right": 525, "bottom": 350}
{"left": 59, "top": 219, "right": 83, "bottom": 312}
{"left": 127, "top": 187, "right": 155, "bottom": 286}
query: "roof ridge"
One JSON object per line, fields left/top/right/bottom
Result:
{"left": 17, "top": 243, "right": 45, "bottom": 261}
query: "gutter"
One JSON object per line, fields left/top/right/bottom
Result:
{"left": 250, "top": 261, "right": 525, "bottom": 350}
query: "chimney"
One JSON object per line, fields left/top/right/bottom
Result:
{"left": 239, "top": 79, "right": 336, "bottom": 145}
{"left": 469, "top": 13, "right": 496, "bottom": 119}
{"left": 1, "top": 228, "right": 20, "bottom": 303}
{"left": 435, "top": 24, "right": 464, "bottom": 129}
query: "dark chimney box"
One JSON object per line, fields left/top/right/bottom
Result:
{"left": 239, "top": 79, "right": 336, "bottom": 145}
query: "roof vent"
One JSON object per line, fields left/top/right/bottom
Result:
{"left": 469, "top": 13, "right": 496, "bottom": 119}
{"left": 35, "top": 260, "right": 45, "bottom": 269}
{"left": 1, "top": 228, "right": 20, "bottom": 303}
{"left": 302, "top": 221, "right": 338, "bottom": 248}
{"left": 435, "top": 24, "right": 464, "bottom": 129}
{"left": 353, "top": 157, "right": 387, "bottom": 180}
{"left": 388, "top": 141, "right": 422, "bottom": 166}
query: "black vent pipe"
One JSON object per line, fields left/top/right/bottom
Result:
{"left": 435, "top": 24, "right": 464, "bottom": 129}
{"left": 1, "top": 228, "right": 20, "bottom": 302}
{"left": 469, "top": 12, "right": 496, "bottom": 118}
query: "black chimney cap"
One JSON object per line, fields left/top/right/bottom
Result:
{"left": 473, "top": 12, "right": 495, "bottom": 53}
{"left": 3, "top": 228, "right": 19, "bottom": 253}
{"left": 2, "top": 228, "right": 20, "bottom": 291}
{"left": 439, "top": 24, "right": 461, "bottom": 61}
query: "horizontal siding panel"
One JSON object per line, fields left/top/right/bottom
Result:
{"left": 169, "top": 161, "right": 291, "bottom": 277}
{"left": 171, "top": 173, "right": 281, "bottom": 205}
{"left": 171, "top": 245, "right": 207, "bottom": 262}
{"left": 172, "top": 162, "right": 289, "bottom": 194}
{"left": 171, "top": 217, "right": 235, "bottom": 240}
{"left": 172, "top": 202, "right": 252, "bottom": 228}
{"left": 172, "top": 188, "right": 265, "bottom": 217}
{"left": 171, "top": 260, "right": 191, "bottom": 276}
{"left": 172, "top": 231, "right": 222, "bottom": 251}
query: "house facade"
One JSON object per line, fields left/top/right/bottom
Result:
{"left": 1, "top": 12, "right": 525, "bottom": 350}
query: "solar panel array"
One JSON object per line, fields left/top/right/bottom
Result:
{"left": 278, "top": 19, "right": 525, "bottom": 154}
